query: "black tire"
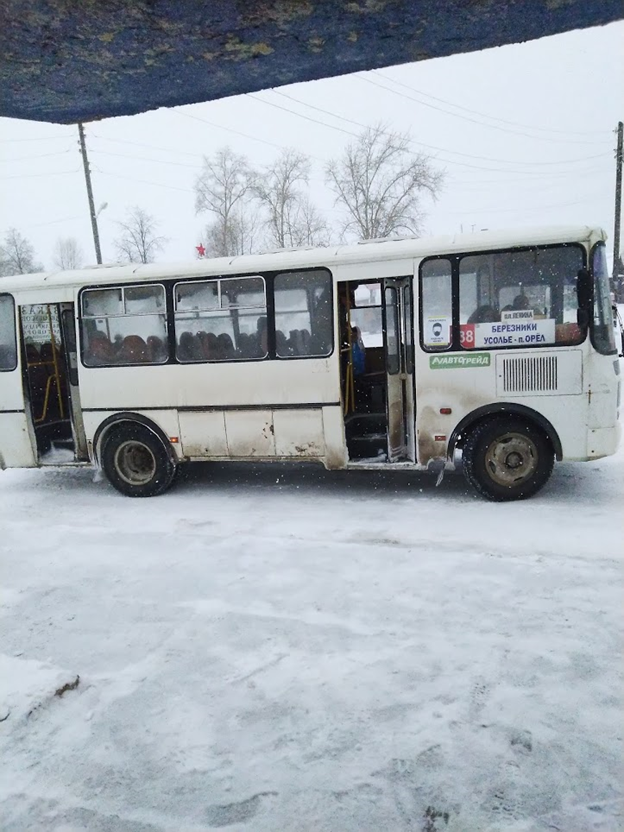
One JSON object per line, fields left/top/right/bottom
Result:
{"left": 462, "top": 417, "right": 554, "bottom": 502}
{"left": 101, "top": 423, "right": 177, "bottom": 498}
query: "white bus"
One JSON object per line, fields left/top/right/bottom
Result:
{"left": 0, "top": 225, "right": 620, "bottom": 501}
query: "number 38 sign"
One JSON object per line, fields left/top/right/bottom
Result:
{"left": 460, "top": 324, "right": 475, "bottom": 348}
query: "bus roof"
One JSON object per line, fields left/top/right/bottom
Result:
{"left": 0, "top": 224, "right": 606, "bottom": 292}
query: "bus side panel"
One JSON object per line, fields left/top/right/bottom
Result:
{"left": 77, "top": 358, "right": 341, "bottom": 463}
{"left": 414, "top": 347, "right": 591, "bottom": 464}
{"left": 224, "top": 410, "right": 276, "bottom": 457}
{"left": 322, "top": 405, "right": 348, "bottom": 469}
{"left": 179, "top": 411, "right": 228, "bottom": 457}
{"left": 0, "top": 413, "right": 38, "bottom": 469}
{"left": 273, "top": 408, "right": 325, "bottom": 458}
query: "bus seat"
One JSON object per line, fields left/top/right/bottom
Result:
{"left": 25, "top": 343, "right": 41, "bottom": 364}
{"left": 177, "top": 331, "right": 196, "bottom": 362}
{"left": 555, "top": 322, "right": 582, "bottom": 342}
{"left": 147, "top": 335, "right": 167, "bottom": 362}
{"left": 275, "top": 330, "right": 289, "bottom": 356}
{"left": 196, "top": 331, "right": 212, "bottom": 360}
{"left": 85, "top": 332, "right": 114, "bottom": 365}
{"left": 217, "top": 333, "right": 235, "bottom": 360}
{"left": 289, "top": 329, "right": 301, "bottom": 355}
{"left": 237, "top": 332, "right": 250, "bottom": 358}
{"left": 118, "top": 335, "right": 149, "bottom": 363}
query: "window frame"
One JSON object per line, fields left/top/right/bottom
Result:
{"left": 589, "top": 241, "right": 618, "bottom": 356}
{"left": 418, "top": 243, "right": 588, "bottom": 354}
{"left": 173, "top": 275, "right": 268, "bottom": 364}
{"left": 79, "top": 282, "right": 169, "bottom": 368}
{"left": 273, "top": 268, "right": 334, "bottom": 361}
{"left": 418, "top": 255, "right": 454, "bottom": 354}
{"left": 0, "top": 293, "right": 17, "bottom": 373}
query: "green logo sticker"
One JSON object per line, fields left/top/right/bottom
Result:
{"left": 429, "top": 353, "right": 491, "bottom": 369}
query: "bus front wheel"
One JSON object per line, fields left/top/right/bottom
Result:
{"left": 101, "top": 423, "right": 177, "bottom": 498}
{"left": 462, "top": 417, "right": 554, "bottom": 501}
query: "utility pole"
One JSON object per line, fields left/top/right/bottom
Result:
{"left": 614, "top": 121, "right": 623, "bottom": 277}
{"left": 78, "top": 122, "right": 102, "bottom": 265}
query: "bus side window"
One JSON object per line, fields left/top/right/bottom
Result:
{"left": 81, "top": 284, "right": 169, "bottom": 366}
{"left": 174, "top": 276, "right": 267, "bottom": 362}
{"left": 274, "top": 270, "right": 333, "bottom": 358}
{"left": 420, "top": 258, "right": 452, "bottom": 351}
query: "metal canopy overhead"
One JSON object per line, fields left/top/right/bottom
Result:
{"left": 1, "top": 0, "right": 622, "bottom": 125}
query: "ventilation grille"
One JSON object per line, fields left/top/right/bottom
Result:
{"left": 500, "top": 355, "right": 558, "bottom": 393}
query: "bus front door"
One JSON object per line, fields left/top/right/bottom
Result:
{"left": 60, "top": 303, "right": 88, "bottom": 460}
{"left": 384, "top": 279, "right": 415, "bottom": 462}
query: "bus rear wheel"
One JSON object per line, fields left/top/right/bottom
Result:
{"left": 101, "top": 423, "right": 177, "bottom": 497}
{"left": 462, "top": 417, "right": 554, "bottom": 502}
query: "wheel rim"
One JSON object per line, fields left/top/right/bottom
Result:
{"left": 484, "top": 431, "right": 538, "bottom": 487}
{"left": 114, "top": 440, "right": 157, "bottom": 486}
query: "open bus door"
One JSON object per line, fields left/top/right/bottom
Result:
{"left": 383, "top": 278, "right": 416, "bottom": 463}
{"left": 19, "top": 303, "right": 87, "bottom": 463}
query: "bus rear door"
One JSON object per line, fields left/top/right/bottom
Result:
{"left": 19, "top": 303, "right": 87, "bottom": 463}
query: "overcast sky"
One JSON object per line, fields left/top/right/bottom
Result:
{"left": 1, "top": 21, "right": 622, "bottom": 270}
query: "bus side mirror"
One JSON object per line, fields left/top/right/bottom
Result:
{"left": 576, "top": 268, "right": 592, "bottom": 313}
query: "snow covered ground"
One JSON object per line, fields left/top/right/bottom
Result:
{"left": 1, "top": 417, "right": 623, "bottom": 830}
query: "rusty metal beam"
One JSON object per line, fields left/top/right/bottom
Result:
{"left": 0, "top": 1, "right": 621, "bottom": 124}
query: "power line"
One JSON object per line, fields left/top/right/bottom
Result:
{"left": 357, "top": 74, "right": 611, "bottom": 146}
{"left": 0, "top": 148, "right": 74, "bottom": 164}
{"left": 174, "top": 108, "right": 295, "bottom": 153}
{"left": 174, "top": 106, "right": 331, "bottom": 164}
{"left": 449, "top": 164, "right": 611, "bottom": 187}
{"left": 0, "top": 167, "right": 80, "bottom": 180}
{"left": 22, "top": 215, "right": 83, "bottom": 229}
{"left": 0, "top": 133, "right": 74, "bottom": 144}
{"left": 91, "top": 134, "right": 205, "bottom": 160}
{"left": 248, "top": 93, "right": 360, "bottom": 139}
{"left": 269, "top": 88, "right": 610, "bottom": 169}
{"left": 96, "top": 168, "right": 195, "bottom": 194}
{"left": 447, "top": 192, "right": 607, "bottom": 215}
{"left": 373, "top": 70, "right": 611, "bottom": 137}
{"left": 92, "top": 149, "right": 201, "bottom": 169}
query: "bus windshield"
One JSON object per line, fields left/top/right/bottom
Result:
{"left": 591, "top": 243, "right": 617, "bottom": 355}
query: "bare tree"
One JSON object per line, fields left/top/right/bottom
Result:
{"left": 0, "top": 228, "right": 43, "bottom": 275}
{"left": 326, "top": 124, "right": 444, "bottom": 240}
{"left": 254, "top": 149, "right": 330, "bottom": 249}
{"left": 194, "top": 147, "right": 258, "bottom": 256}
{"left": 295, "top": 199, "right": 332, "bottom": 248}
{"left": 114, "top": 207, "right": 167, "bottom": 264}
{"left": 203, "top": 210, "right": 262, "bottom": 259}
{"left": 53, "top": 237, "right": 84, "bottom": 270}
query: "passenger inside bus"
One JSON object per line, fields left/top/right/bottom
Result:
{"left": 467, "top": 304, "right": 500, "bottom": 323}
{"left": 352, "top": 326, "right": 366, "bottom": 376}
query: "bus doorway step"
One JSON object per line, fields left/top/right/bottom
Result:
{"left": 39, "top": 439, "right": 76, "bottom": 465}
{"left": 345, "top": 412, "right": 388, "bottom": 459}
{"left": 347, "top": 433, "right": 387, "bottom": 460}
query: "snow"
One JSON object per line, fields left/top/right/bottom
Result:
{"left": 1, "top": 416, "right": 623, "bottom": 830}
